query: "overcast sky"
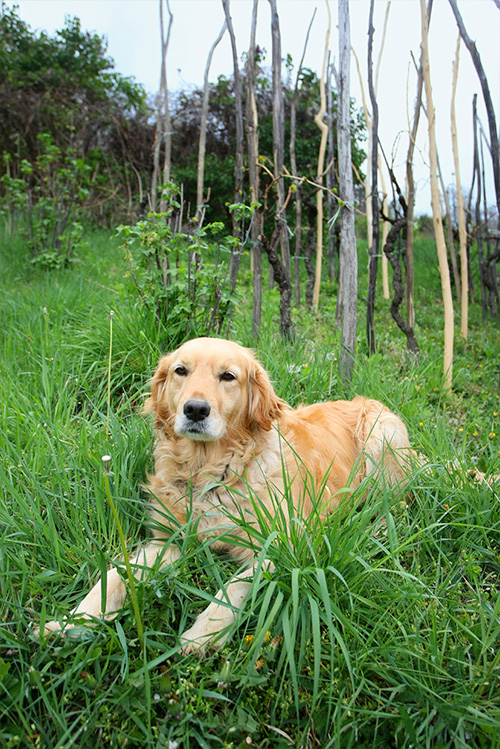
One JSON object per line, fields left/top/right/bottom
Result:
{"left": 9, "top": 0, "right": 500, "bottom": 215}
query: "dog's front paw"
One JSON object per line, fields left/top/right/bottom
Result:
{"left": 179, "top": 625, "right": 219, "bottom": 656}
{"left": 179, "top": 616, "right": 232, "bottom": 656}
{"left": 32, "top": 614, "right": 102, "bottom": 640}
{"left": 32, "top": 619, "right": 93, "bottom": 640}
{"left": 31, "top": 619, "right": 66, "bottom": 639}
{"left": 179, "top": 633, "right": 210, "bottom": 656}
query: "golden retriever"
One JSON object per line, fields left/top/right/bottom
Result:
{"left": 39, "top": 337, "right": 415, "bottom": 652}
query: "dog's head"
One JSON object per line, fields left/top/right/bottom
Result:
{"left": 144, "top": 337, "right": 284, "bottom": 441}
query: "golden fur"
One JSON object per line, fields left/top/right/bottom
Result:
{"left": 144, "top": 338, "right": 413, "bottom": 557}
{"left": 39, "top": 337, "right": 415, "bottom": 652}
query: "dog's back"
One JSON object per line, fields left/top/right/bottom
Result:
{"left": 279, "top": 396, "right": 413, "bottom": 512}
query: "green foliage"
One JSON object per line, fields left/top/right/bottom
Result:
{"left": 170, "top": 63, "right": 366, "bottom": 228}
{"left": 0, "top": 4, "right": 367, "bottom": 237}
{"left": 0, "top": 3, "right": 151, "bottom": 224}
{"left": 415, "top": 213, "right": 436, "bottom": 238}
{"left": 116, "top": 184, "right": 239, "bottom": 349}
{"left": 0, "top": 3, "right": 146, "bottom": 125}
{"left": 1, "top": 134, "right": 91, "bottom": 267}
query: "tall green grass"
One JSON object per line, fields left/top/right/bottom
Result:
{"left": 1, "top": 226, "right": 500, "bottom": 746}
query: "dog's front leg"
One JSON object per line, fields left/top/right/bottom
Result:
{"left": 37, "top": 540, "right": 180, "bottom": 637}
{"left": 180, "top": 560, "right": 272, "bottom": 655}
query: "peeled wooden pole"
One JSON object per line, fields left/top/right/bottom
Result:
{"left": 246, "top": 0, "right": 261, "bottom": 337}
{"left": 268, "top": 0, "right": 292, "bottom": 285}
{"left": 352, "top": 48, "right": 373, "bottom": 277}
{"left": 369, "top": 0, "right": 391, "bottom": 305}
{"left": 152, "top": 0, "right": 173, "bottom": 211}
{"left": 338, "top": 0, "right": 358, "bottom": 384}
{"left": 222, "top": 0, "right": 244, "bottom": 239}
{"left": 312, "top": 0, "right": 331, "bottom": 314}
{"left": 450, "top": 35, "right": 468, "bottom": 341}
{"left": 438, "top": 167, "right": 461, "bottom": 300}
{"left": 366, "top": 0, "right": 379, "bottom": 354}
{"left": 196, "top": 22, "right": 226, "bottom": 216}
{"left": 291, "top": 8, "right": 317, "bottom": 305}
{"left": 406, "top": 0, "right": 433, "bottom": 330}
{"left": 374, "top": 0, "right": 392, "bottom": 283}
{"left": 420, "top": 0, "right": 454, "bottom": 389}
{"left": 378, "top": 158, "right": 390, "bottom": 299}
{"left": 352, "top": 1, "right": 391, "bottom": 303}
{"left": 160, "top": 0, "right": 173, "bottom": 199}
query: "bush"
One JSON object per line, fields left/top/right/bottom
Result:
{"left": 116, "top": 183, "right": 240, "bottom": 349}
{"left": 1, "top": 134, "right": 90, "bottom": 268}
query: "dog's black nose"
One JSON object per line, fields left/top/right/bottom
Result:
{"left": 183, "top": 399, "right": 211, "bottom": 423}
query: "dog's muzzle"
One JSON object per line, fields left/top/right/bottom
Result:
{"left": 176, "top": 398, "right": 219, "bottom": 440}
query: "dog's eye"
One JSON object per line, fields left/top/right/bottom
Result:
{"left": 174, "top": 365, "right": 188, "bottom": 376}
{"left": 220, "top": 371, "right": 236, "bottom": 382}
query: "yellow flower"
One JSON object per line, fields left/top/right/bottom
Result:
{"left": 263, "top": 631, "right": 272, "bottom": 644}
{"left": 489, "top": 432, "right": 496, "bottom": 440}
{"left": 244, "top": 634, "right": 254, "bottom": 646}
{"left": 255, "top": 658, "right": 265, "bottom": 670}
{"left": 444, "top": 503, "right": 450, "bottom": 511}
{"left": 419, "top": 421, "right": 424, "bottom": 427}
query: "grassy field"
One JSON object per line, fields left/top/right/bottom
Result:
{"left": 1, "top": 225, "right": 500, "bottom": 747}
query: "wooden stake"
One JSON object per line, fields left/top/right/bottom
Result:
{"left": 420, "top": 0, "right": 454, "bottom": 389}
{"left": 450, "top": 34, "right": 468, "bottom": 340}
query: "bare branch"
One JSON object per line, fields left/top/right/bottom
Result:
{"left": 448, "top": 0, "right": 500, "bottom": 221}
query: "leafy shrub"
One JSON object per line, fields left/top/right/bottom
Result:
{"left": 1, "top": 133, "right": 90, "bottom": 268}
{"left": 0, "top": 6, "right": 150, "bottom": 225}
{"left": 116, "top": 183, "right": 240, "bottom": 349}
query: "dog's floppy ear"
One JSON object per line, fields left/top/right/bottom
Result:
{"left": 144, "top": 354, "right": 173, "bottom": 431}
{"left": 248, "top": 362, "right": 284, "bottom": 431}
